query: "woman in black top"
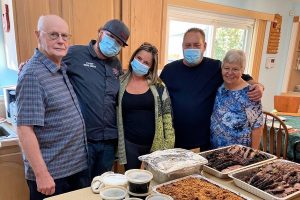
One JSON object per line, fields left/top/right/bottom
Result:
{"left": 117, "top": 43, "right": 175, "bottom": 170}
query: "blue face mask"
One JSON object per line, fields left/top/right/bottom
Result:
{"left": 99, "top": 33, "right": 121, "bottom": 57}
{"left": 183, "top": 49, "right": 202, "bottom": 66}
{"left": 131, "top": 58, "right": 150, "bottom": 76}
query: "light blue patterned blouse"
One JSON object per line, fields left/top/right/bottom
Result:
{"left": 210, "top": 84, "right": 263, "bottom": 148}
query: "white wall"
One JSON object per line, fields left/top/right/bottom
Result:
{"left": 200, "top": 0, "right": 300, "bottom": 111}
{"left": 293, "top": 2, "right": 300, "bottom": 15}
{"left": 0, "top": 6, "right": 18, "bottom": 96}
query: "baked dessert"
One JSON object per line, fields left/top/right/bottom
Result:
{"left": 156, "top": 177, "right": 244, "bottom": 200}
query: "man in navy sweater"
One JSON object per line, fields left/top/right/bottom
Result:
{"left": 160, "top": 28, "right": 263, "bottom": 151}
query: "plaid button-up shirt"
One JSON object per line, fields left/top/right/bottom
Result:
{"left": 16, "top": 49, "right": 88, "bottom": 180}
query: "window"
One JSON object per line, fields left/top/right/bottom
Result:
{"left": 167, "top": 6, "right": 255, "bottom": 74}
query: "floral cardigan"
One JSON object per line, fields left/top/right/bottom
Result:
{"left": 117, "top": 73, "right": 175, "bottom": 164}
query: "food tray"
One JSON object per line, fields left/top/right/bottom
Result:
{"left": 139, "top": 149, "right": 208, "bottom": 183}
{"left": 229, "top": 159, "right": 300, "bottom": 200}
{"left": 199, "top": 145, "right": 277, "bottom": 179}
{"left": 143, "top": 161, "right": 203, "bottom": 184}
{"left": 152, "top": 174, "right": 252, "bottom": 200}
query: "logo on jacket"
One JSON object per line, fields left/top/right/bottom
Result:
{"left": 83, "top": 62, "right": 96, "bottom": 68}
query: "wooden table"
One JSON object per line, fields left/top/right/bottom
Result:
{"left": 45, "top": 172, "right": 262, "bottom": 200}
{"left": 277, "top": 112, "right": 300, "bottom": 117}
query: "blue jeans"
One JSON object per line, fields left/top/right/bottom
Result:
{"left": 27, "top": 169, "right": 89, "bottom": 200}
{"left": 87, "top": 139, "right": 117, "bottom": 180}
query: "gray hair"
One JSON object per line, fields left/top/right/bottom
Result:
{"left": 37, "top": 16, "right": 45, "bottom": 31}
{"left": 37, "top": 15, "right": 68, "bottom": 31}
{"left": 222, "top": 49, "right": 246, "bottom": 71}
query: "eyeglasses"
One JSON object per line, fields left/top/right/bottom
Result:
{"left": 40, "top": 30, "right": 72, "bottom": 41}
{"left": 222, "top": 67, "right": 242, "bottom": 74}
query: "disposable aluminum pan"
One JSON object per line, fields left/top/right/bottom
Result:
{"left": 152, "top": 174, "right": 251, "bottom": 200}
{"left": 199, "top": 145, "right": 277, "bottom": 179}
{"left": 228, "top": 159, "right": 300, "bottom": 200}
{"left": 139, "top": 149, "right": 208, "bottom": 183}
{"left": 142, "top": 161, "right": 204, "bottom": 184}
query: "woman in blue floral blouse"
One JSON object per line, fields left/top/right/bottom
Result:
{"left": 210, "top": 49, "right": 263, "bottom": 149}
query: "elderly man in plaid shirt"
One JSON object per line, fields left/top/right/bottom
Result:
{"left": 16, "top": 15, "right": 89, "bottom": 200}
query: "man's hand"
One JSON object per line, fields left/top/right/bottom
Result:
{"left": 17, "top": 126, "right": 55, "bottom": 196}
{"left": 248, "top": 84, "right": 264, "bottom": 101}
{"left": 18, "top": 60, "right": 28, "bottom": 74}
{"left": 36, "top": 170, "right": 55, "bottom": 195}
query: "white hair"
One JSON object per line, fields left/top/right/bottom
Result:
{"left": 37, "top": 15, "right": 68, "bottom": 31}
{"left": 37, "top": 15, "right": 45, "bottom": 31}
{"left": 222, "top": 49, "right": 246, "bottom": 71}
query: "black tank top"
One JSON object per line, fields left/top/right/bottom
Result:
{"left": 122, "top": 89, "right": 155, "bottom": 145}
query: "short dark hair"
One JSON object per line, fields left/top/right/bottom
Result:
{"left": 183, "top": 28, "right": 206, "bottom": 42}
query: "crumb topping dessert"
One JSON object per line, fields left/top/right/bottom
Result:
{"left": 156, "top": 177, "right": 244, "bottom": 200}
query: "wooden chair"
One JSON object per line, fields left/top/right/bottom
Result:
{"left": 293, "top": 140, "right": 300, "bottom": 163}
{"left": 261, "top": 111, "right": 288, "bottom": 159}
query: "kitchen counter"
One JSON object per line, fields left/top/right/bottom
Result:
{"left": 0, "top": 121, "right": 18, "bottom": 148}
{"left": 0, "top": 121, "right": 29, "bottom": 200}
{"left": 45, "top": 172, "right": 262, "bottom": 200}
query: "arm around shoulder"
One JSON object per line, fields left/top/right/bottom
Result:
{"left": 242, "top": 74, "right": 265, "bottom": 96}
{"left": 244, "top": 75, "right": 264, "bottom": 102}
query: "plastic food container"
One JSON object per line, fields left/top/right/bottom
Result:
{"left": 102, "top": 173, "right": 128, "bottom": 188}
{"left": 99, "top": 186, "right": 127, "bottom": 200}
{"left": 139, "top": 148, "right": 208, "bottom": 183}
{"left": 146, "top": 194, "right": 173, "bottom": 200}
{"left": 128, "top": 190, "right": 151, "bottom": 200}
{"left": 91, "top": 172, "right": 127, "bottom": 194}
{"left": 125, "top": 169, "right": 153, "bottom": 194}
